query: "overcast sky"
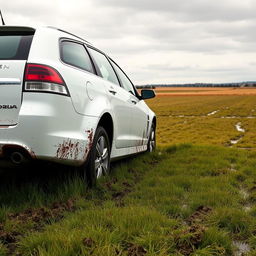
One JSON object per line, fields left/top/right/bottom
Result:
{"left": 1, "top": 0, "right": 256, "bottom": 84}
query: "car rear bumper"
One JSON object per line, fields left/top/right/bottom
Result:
{"left": 0, "top": 93, "right": 98, "bottom": 166}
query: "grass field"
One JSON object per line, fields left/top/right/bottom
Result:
{"left": 154, "top": 87, "right": 256, "bottom": 96}
{"left": 1, "top": 88, "right": 256, "bottom": 255}
{"left": 148, "top": 93, "right": 256, "bottom": 148}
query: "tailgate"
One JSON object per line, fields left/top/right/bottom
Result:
{"left": 0, "top": 62, "right": 26, "bottom": 125}
{"left": 0, "top": 27, "right": 34, "bottom": 125}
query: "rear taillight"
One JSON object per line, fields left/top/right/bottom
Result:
{"left": 24, "top": 64, "right": 69, "bottom": 96}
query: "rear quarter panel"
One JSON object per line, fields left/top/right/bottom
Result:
{"left": 28, "top": 28, "right": 112, "bottom": 118}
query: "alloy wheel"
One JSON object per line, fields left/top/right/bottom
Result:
{"left": 149, "top": 128, "right": 156, "bottom": 152}
{"left": 95, "top": 135, "right": 109, "bottom": 178}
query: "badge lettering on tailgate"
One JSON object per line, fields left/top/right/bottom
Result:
{"left": 0, "top": 105, "right": 18, "bottom": 109}
{"left": 0, "top": 65, "right": 9, "bottom": 69}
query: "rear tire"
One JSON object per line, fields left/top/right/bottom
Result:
{"left": 147, "top": 123, "right": 156, "bottom": 152}
{"left": 84, "top": 126, "right": 110, "bottom": 187}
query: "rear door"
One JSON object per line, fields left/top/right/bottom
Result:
{"left": 110, "top": 60, "right": 148, "bottom": 147}
{"left": 87, "top": 47, "right": 133, "bottom": 148}
{"left": 0, "top": 27, "right": 34, "bottom": 125}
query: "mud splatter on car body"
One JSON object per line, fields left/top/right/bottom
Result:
{"left": 86, "top": 129, "right": 94, "bottom": 151}
{"left": 83, "top": 129, "right": 94, "bottom": 160}
{"left": 56, "top": 140, "right": 80, "bottom": 160}
{"left": 56, "top": 129, "right": 94, "bottom": 162}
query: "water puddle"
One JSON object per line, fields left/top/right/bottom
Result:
{"left": 229, "top": 123, "right": 245, "bottom": 146}
{"left": 171, "top": 115, "right": 196, "bottom": 118}
{"left": 207, "top": 110, "right": 219, "bottom": 116}
{"left": 235, "top": 123, "right": 245, "bottom": 133}
{"left": 231, "top": 138, "right": 242, "bottom": 145}
{"left": 221, "top": 116, "right": 237, "bottom": 119}
{"left": 166, "top": 115, "right": 256, "bottom": 119}
{"left": 221, "top": 116, "right": 256, "bottom": 119}
{"left": 233, "top": 241, "right": 251, "bottom": 256}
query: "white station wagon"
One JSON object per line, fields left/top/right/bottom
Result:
{"left": 0, "top": 26, "right": 156, "bottom": 185}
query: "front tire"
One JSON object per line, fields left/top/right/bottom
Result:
{"left": 85, "top": 126, "right": 110, "bottom": 187}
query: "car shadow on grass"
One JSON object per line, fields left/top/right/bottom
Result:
{"left": 0, "top": 162, "right": 87, "bottom": 215}
{"left": 0, "top": 153, "right": 145, "bottom": 217}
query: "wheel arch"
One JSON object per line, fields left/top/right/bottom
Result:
{"left": 97, "top": 112, "right": 114, "bottom": 150}
{"left": 152, "top": 116, "right": 156, "bottom": 129}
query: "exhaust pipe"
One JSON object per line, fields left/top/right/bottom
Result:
{"left": 10, "top": 152, "right": 26, "bottom": 165}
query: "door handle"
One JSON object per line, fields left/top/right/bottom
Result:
{"left": 131, "top": 100, "right": 137, "bottom": 104}
{"left": 109, "top": 89, "right": 117, "bottom": 95}
{"left": 108, "top": 86, "right": 117, "bottom": 95}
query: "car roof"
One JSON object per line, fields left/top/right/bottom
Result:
{"left": 46, "top": 26, "right": 92, "bottom": 45}
{"left": 0, "top": 26, "right": 93, "bottom": 46}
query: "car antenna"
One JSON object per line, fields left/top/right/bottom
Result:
{"left": 0, "top": 10, "right": 5, "bottom": 25}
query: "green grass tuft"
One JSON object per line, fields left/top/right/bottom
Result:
{"left": 0, "top": 242, "right": 7, "bottom": 256}
{"left": 208, "top": 208, "right": 254, "bottom": 238}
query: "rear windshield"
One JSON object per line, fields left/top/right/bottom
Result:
{"left": 0, "top": 34, "right": 33, "bottom": 60}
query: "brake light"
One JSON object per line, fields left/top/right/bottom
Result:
{"left": 24, "top": 64, "right": 68, "bottom": 95}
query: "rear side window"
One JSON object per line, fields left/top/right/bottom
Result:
{"left": 60, "top": 41, "right": 94, "bottom": 73}
{"left": 88, "top": 48, "right": 119, "bottom": 85}
{"left": 0, "top": 35, "right": 33, "bottom": 60}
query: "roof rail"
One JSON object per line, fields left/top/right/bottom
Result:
{"left": 47, "top": 26, "right": 91, "bottom": 44}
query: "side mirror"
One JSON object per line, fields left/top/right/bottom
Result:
{"left": 140, "top": 89, "right": 155, "bottom": 100}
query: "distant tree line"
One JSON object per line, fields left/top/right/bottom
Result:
{"left": 136, "top": 82, "right": 256, "bottom": 89}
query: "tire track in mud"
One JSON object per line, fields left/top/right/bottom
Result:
{"left": 103, "top": 158, "right": 160, "bottom": 207}
{"left": 232, "top": 186, "right": 252, "bottom": 256}
{"left": 174, "top": 206, "right": 213, "bottom": 256}
{"left": 229, "top": 165, "right": 255, "bottom": 255}
{"left": 0, "top": 199, "right": 76, "bottom": 255}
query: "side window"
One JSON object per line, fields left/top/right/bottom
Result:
{"left": 111, "top": 60, "right": 136, "bottom": 95}
{"left": 88, "top": 48, "right": 119, "bottom": 85}
{"left": 60, "top": 41, "right": 94, "bottom": 73}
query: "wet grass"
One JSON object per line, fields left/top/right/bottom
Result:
{"left": 0, "top": 145, "right": 254, "bottom": 255}
{"left": 149, "top": 95, "right": 256, "bottom": 117}
{"left": 1, "top": 95, "right": 256, "bottom": 255}
{"left": 148, "top": 95, "right": 256, "bottom": 148}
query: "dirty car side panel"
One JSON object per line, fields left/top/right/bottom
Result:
{"left": 0, "top": 93, "right": 99, "bottom": 166}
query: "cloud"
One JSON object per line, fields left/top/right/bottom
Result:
{"left": 1, "top": 0, "right": 256, "bottom": 84}
{"left": 93, "top": 0, "right": 256, "bottom": 22}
